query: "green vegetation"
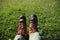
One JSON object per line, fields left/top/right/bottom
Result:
{"left": 0, "top": 0, "right": 60, "bottom": 40}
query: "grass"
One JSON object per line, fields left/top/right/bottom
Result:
{"left": 0, "top": 0, "right": 60, "bottom": 40}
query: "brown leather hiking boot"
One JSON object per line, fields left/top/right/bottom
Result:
{"left": 29, "top": 14, "right": 38, "bottom": 34}
{"left": 16, "top": 15, "right": 26, "bottom": 35}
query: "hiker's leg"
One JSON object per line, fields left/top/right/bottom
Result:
{"left": 29, "top": 14, "right": 41, "bottom": 40}
{"left": 29, "top": 32, "right": 41, "bottom": 40}
{"left": 14, "top": 35, "right": 25, "bottom": 40}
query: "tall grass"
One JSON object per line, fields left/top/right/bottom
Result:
{"left": 0, "top": 0, "right": 60, "bottom": 40}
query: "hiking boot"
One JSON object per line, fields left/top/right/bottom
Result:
{"left": 29, "top": 14, "right": 38, "bottom": 34}
{"left": 16, "top": 15, "right": 26, "bottom": 35}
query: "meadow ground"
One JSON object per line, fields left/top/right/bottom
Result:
{"left": 0, "top": 0, "right": 60, "bottom": 40}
